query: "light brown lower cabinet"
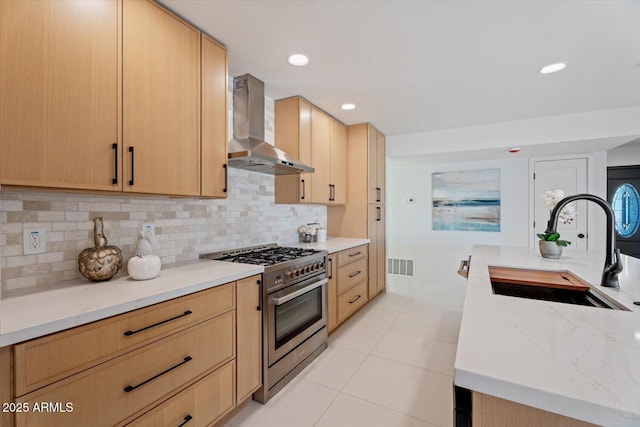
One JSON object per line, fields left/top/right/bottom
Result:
{"left": 326, "top": 254, "right": 338, "bottom": 332}
{"left": 235, "top": 276, "right": 262, "bottom": 403}
{"left": 127, "top": 361, "right": 235, "bottom": 427}
{"left": 327, "top": 245, "right": 369, "bottom": 332}
{"left": 0, "top": 347, "right": 11, "bottom": 427}
{"left": 15, "top": 313, "right": 234, "bottom": 427}
{"left": 1, "top": 275, "right": 263, "bottom": 427}
{"left": 472, "top": 392, "right": 597, "bottom": 427}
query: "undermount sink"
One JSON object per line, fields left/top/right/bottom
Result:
{"left": 489, "top": 266, "right": 628, "bottom": 311}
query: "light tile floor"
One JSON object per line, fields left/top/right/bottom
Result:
{"left": 226, "top": 277, "right": 465, "bottom": 427}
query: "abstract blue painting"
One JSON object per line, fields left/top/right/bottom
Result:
{"left": 432, "top": 169, "right": 501, "bottom": 232}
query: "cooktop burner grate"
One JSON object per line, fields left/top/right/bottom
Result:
{"left": 216, "top": 247, "right": 320, "bottom": 266}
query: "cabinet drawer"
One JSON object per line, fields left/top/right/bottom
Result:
{"left": 337, "top": 245, "right": 368, "bottom": 266}
{"left": 338, "top": 280, "right": 368, "bottom": 323}
{"left": 127, "top": 361, "right": 235, "bottom": 427}
{"left": 15, "top": 312, "right": 235, "bottom": 427}
{"left": 337, "top": 257, "right": 368, "bottom": 294}
{"left": 14, "top": 283, "right": 235, "bottom": 396}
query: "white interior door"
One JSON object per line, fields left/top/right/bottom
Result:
{"left": 533, "top": 159, "right": 588, "bottom": 251}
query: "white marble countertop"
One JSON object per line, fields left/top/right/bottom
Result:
{"left": 287, "top": 237, "right": 370, "bottom": 254}
{"left": 454, "top": 245, "right": 640, "bottom": 426}
{"left": 0, "top": 260, "right": 263, "bottom": 347}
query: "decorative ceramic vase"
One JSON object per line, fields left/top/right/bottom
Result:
{"left": 78, "top": 217, "right": 123, "bottom": 281}
{"left": 127, "top": 232, "right": 161, "bottom": 280}
{"left": 539, "top": 240, "right": 563, "bottom": 259}
{"left": 300, "top": 233, "right": 313, "bottom": 243}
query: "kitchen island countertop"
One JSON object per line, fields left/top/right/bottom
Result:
{"left": 0, "top": 260, "right": 263, "bottom": 347}
{"left": 288, "top": 237, "right": 370, "bottom": 254}
{"left": 455, "top": 245, "right": 640, "bottom": 426}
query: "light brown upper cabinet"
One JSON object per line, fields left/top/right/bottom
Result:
{"left": 201, "top": 34, "right": 229, "bottom": 198}
{"left": 368, "top": 125, "right": 386, "bottom": 204}
{"left": 1, "top": 0, "right": 228, "bottom": 198}
{"left": 0, "top": 0, "right": 121, "bottom": 191}
{"left": 274, "top": 97, "right": 313, "bottom": 203}
{"left": 310, "top": 107, "right": 332, "bottom": 204}
{"left": 123, "top": 0, "right": 201, "bottom": 196}
{"left": 275, "top": 97, "right": 347, "bottom": 205}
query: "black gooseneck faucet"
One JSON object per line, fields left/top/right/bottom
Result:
{"left": 544, "top": 194, "right": 623, "bottom": 288}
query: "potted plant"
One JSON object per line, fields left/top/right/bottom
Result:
{"left": 538, "top": 189, "right": 576, "bottom": 259}
{"left": 537, "top": 232, "right": 571, "bottom": 259}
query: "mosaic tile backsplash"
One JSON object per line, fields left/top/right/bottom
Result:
{"left": 0, "top": 168, "right": 326, "bottom": 295}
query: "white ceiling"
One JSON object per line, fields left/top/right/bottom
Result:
{"left": 159, "top": 0, "right": 640, "bottom": 138}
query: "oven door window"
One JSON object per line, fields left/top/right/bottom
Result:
{"left": 274, "top": 286, "right": 323, "bottom": 350}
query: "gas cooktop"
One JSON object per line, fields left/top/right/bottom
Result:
{"left": 200, "top": 244, "right": 323, "bottom": 266}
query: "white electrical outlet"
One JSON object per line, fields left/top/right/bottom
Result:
{"left": 142, "top": 223, "right": 155, "bottom": 238}
{"left": 23, "top": 228, "right": 46, "bottom": 255}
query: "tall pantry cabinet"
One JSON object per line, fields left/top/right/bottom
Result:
{"left": 328, "top": 123, "right": 386, "bottom": 298}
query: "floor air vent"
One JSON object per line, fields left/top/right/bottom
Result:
{"left": 388, "top": 258, "right": 415, "bottom": 276}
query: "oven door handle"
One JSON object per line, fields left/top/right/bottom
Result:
{"left": 271, "top": 278, "right": 328, "bottom": 306}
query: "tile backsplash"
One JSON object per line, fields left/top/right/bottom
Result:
{"left": 0, "top": 168, "right": 326, "bottom": 295}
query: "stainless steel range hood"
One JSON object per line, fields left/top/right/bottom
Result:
{"left": 228, "top": 74, "right": 314, "bottom": 175}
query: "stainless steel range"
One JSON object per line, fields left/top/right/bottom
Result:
{"left": 200, "top": 244, "right": 328, "bottom": 403}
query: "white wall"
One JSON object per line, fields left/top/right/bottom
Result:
{"left": 387, "top": 157, "right": 530, "bottom": 284}
{"left": 387, "top": 152, "right": 609, "bottom": 285}
{"left": 607, "top": 144, "right": 640, "bottom": 167}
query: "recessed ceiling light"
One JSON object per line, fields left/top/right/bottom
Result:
{"left": 539, "top": 62, "right": 566, "bottom": 74}
{"left": 341, "top": 103, "right": 356, "bottom": 111}
{"left": 508, "top": 147, "right": 521, "bottom": 153}
{"left": 288, "top": 54, "right": 309, "bottom": 66}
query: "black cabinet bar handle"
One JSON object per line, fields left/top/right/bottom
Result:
{"left": 348, "top": 295, "right": 362, "bottom": 304}
{"left": 348, "top": 251, "right": 362, "bottom": 257}
{"left": 328, "top": 184, "right": 332, "bottom": 201}
{"left": 333, "top": 184, "right": 336, "bottom": 201}
{"left": 301, "top": 179, "right": 305, "bottom": 200}
{"left": 123, "top": 310, "right": 193, "bottom": 336}
{"left": 256, "top": 279, "right": 262, "bottom": 311}
{"left": 328, "top": 257, "right": 333, "bottom": 279}
{"left": 112, "top": 143, "right": 118, "bottom": 185}
{"left": 377, "top": 206, "right": 381, "bottom": 221}
{"left": 124, "top": 356, "right": 192, "bottom": 393}
{"left": 223, "top": 164, "right": 228, "bottom": 193}
{"left": 376, "top": 187, "right": 381, "bottom": 202}
{"left": 178, "top": 415, "right": 193, "bottom": 427}
{"left": 128, "top": 146, "right": 135, "bottom": 186}
{"left": 348, "top": 270, "right": 362, "bottom": 278}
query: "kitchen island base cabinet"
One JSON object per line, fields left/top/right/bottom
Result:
{"left": 472, "top": 392, "right": 597, "bottom": 427}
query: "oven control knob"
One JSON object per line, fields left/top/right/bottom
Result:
{"left": 304, "top": 265, "right": 310, "bottom": 273}
{"left": 314, "top": 262, "right": 320, "bottom": 270}
{"left": 319, "top": 261, "right": 324, "bottom": 269}
{"left": 286, "top": 271, "right": 293, "bottom": 279}
{"left": 295, "top": 269, "right": 301, "bottom": 277}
